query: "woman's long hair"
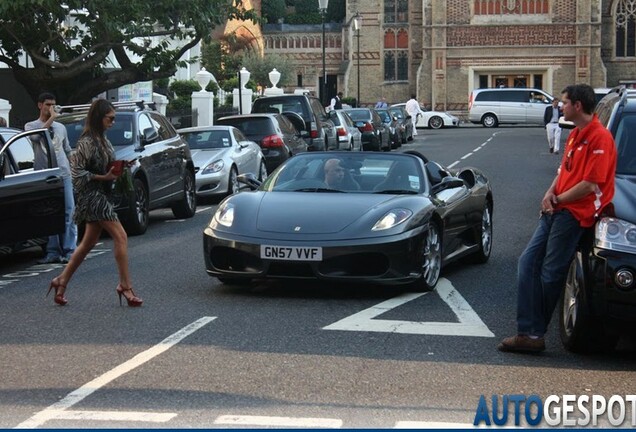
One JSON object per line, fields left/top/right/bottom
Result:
{"left": 81, "top": 99, "right": 114, "bottom": 142}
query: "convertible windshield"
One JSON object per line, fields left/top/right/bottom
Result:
{"left": 263, "top": 152, "right": 427, "bottom": 194}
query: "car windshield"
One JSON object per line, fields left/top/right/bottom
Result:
{"left": 61, "top": 113, "right": 134, "bottom": 148}
{"left": 181, "top": 130, "right": 232, "bottom": 150}
{"left": 376, "top": 110, "right": 391, "bottom": 122}
{"left": 614, "top": 112, "right": 636, "bottom": 175}
{"left": 262, "top": 152, "right": 426, "bottom": 194}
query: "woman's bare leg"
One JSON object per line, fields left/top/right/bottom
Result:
{"left": 54, "top": 222, "right": 102, "bottom": 293}
{"left": 99, "top": 220, "right": 132, "bottom": 289}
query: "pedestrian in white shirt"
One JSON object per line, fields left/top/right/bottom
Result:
{"left": 404, "top": 95, "right": 424, "bottom": 136}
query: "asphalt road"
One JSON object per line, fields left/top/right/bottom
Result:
{"left": 1, "top": 126, "right": 634, "bottom": 428}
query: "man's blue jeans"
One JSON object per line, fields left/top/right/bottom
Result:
{"left": 45, "top": 176, "right": 77, "bottom": 258}
{"left": 517, "top": 209, "right": 585, "bottom": 337}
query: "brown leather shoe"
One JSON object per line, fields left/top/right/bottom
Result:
{"left": 497, "top": 335, "right": 545, "bottom": 353}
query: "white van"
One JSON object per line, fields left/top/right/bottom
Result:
{"left": 468, "top": 88, "right": 554, "bottom": 127}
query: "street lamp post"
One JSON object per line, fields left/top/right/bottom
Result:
{"left": 318, "top": 0, "right": 329, "bottom": 106}
{"left": 353, "top": 13, "right": 361, "bottom": 107}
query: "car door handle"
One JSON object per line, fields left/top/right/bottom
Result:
{"left": 45, "top": 176, "right": 61, "bottom": 184}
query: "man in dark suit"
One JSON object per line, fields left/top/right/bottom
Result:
{"left": 544, "top": 98, "right": 563, "bottom": 154}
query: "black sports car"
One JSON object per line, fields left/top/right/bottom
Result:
{"left": 203, "top": 151, "right": 493, "bottom": 290}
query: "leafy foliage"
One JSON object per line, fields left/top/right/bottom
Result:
{"left": 241, "top": 52, "right": 295, "bottom": 94}
{"left": 262, "top": 0, "right": 287, "bottom": 23}
{"left": 284, "top": 0, "right": 345, "bottom": 24}
{"left": 0, "top": 0, "right": 256, "bottom": 104}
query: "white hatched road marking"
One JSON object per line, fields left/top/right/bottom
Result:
{"left": 47, "top": 410, "right": 176, "bottom": 422}
{"left": 323, "top": 278, "right": 494, "bottom": 337}
{"left": 447, "top": 131, "right": 500, "bottom": 169}
{"left": 14, "top": 317, "right": 216, "bottom": 429}
{"left": 214, "top": 415, "right": 343, "bottom": 428}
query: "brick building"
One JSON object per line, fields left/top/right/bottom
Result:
{"left": 262, "top": 0, "right": 636, "bottom": 111}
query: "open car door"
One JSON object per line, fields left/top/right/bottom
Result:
{"left": 0, "top": 128, "right": 65, "bottom": 245}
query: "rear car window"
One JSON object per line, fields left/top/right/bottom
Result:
{"left": 346, "top": 109, "right": 371, "bottom": 121}
{"left": 218, "top": 117, "right": 276, "bottom": 135}
{"left": 253, "top": 97, "right": 311, "bottom": 121}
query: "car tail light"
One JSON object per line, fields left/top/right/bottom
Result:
{"left": 310, "top": 121, "right": 319, "bottom": 138}
{"left": 360, "top": 122, "right": 374, "bottom": 132}
{"left": 261, "top": 134, "right": 285, "bottom": 148}
{"left": 468, "top": 92, "right": 474, "bottom": 110}
{"left": 336, "top": 126, "right": 347, "bottom": 136}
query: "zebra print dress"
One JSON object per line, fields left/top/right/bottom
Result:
{"left": 71, "top": 134, "right": 119, "bottom": 224}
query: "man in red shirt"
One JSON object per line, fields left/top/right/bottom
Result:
{"left": 498, "top": 84, "right": 617, "bottom": 353}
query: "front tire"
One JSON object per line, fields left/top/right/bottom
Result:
{"left": 410, "top": 223, "right": 442, "bottom": 291}
{"left": 472, "top": 204, "right": 493, "bottom": 263}
{"left": 123, "top": 178, "right": 149, "bottom": 236}
{"left": 226, "top": 167, "right": 240, "bottom": 197}
{"left": 559, "top": 254, "right": 618, "bottom": 353}
{"left": 481, "top": 113, "right": 498, "bottom": 128}
{"left": 171, "top": 170, "right": 196, "bottom": 219}
{"left": 429, "top": 116, "right": 443, "bottom": 129}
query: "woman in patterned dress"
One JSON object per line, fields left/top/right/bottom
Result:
{"left": 48, "top": 99, "right": 142, "bottom": 307}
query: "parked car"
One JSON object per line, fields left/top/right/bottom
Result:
{"left": 0, "top": 127, "right": 65, "bottom": 255}
{"left": 391, "top": 102, "right": 459, "bottom": 130}
{"left": 559, "top": 86, "right": 636, "bottom": 353}
{"left": 57, "top": 101, "right": 197, "bottom": 235}
{"left": 343, "top": 108, "right": 391, "bottom": 151}
{"left": 177, "top": 125, "right": 267, "bottom": 199}
{"left": 467, "top": 87, "right": 554, "bottom": 127}
{"left": 203, "top": 151, "right": 493, "bottom": 290}
{"left": 251, "top": 94, "right": 337, "bottom": 151}
{"left": 387, "top": 105, "right": 414, "bottom": 142}
{"left": 328, "top": 109, "right": 362, "bottom": 151}
{"left": 216, "top": 113, "right": 308, "bottom": 173}
{"left": 375, "top": 108, "right": 402, "bottom": 149}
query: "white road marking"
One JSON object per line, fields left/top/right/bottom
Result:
{"left": 14, "top": 317, "right": 216, "bottom": 429}
{"left": 50, "top": 410, "right": 177, "bottom": 423}
{"left": 461, "top": 153, "right": 473, "bottom": 159}
{"left": 447, "top": 161, "right": 460, "bottom": 168}
{"left": 323, "top": 278, "right": 494, "bottom": 337}
{"left": 214, "top": 415, "right": 343, "bottom": 428}
{"left": 196, "top": 206, "right": 213, "bottom": 214}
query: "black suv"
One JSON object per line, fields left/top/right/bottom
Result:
{"left": 58, "top": 101, "right": 197, "bottom": 235}
{"left": 251, "top": 94, "right": 337, "bottom": 151}
{"left": 559, "top": 87, "right": 636, "bottom": 352}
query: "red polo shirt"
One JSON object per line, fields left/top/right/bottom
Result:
{"left": 556, "top": 114, "right": 617, "bottom": 227}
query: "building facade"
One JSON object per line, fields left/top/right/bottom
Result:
{"left": 262, "top": 0, "right": 636, "bottom": 111}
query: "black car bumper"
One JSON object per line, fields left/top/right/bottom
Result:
{"left": 588, "top": 247, "right": 636, "bottom": 322}
{"left": 203, "top": 227, "right": 426, "bottom": 285}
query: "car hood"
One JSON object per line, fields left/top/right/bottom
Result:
{"left": 613, "top": 175, "right": 636, "bottom": 223}
{"left": 191, "top": 149, "right": 227, "bottom": 168}
{"left": 256, "top": 193, "right": 398, "bottom": 234}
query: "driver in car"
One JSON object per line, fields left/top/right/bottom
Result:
{"left": 323, "top": 158, "right": 360, "bottom": 191}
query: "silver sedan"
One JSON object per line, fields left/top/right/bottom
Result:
{"left": 178, "top": 125, "right": 267, "bottom": 199}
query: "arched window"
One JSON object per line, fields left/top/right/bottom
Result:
{"left": 383, "top": 28, "right": 409, "bottom": 82}
{"left": 615, "top": 0, "right": 636, "bottom": 57}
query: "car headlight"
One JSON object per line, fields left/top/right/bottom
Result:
{"left": 595, "top": 217, "right": 636, "bottom": 254}
{"left": 214, "top": 203, "right": 235, "bottom": 227}
{"left": 202, "top": 159, "right": 224, "bottom": 175}
{"left": 371, "top": 209, "right": 412, "bottom": 231}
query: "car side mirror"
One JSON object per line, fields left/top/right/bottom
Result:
{"left": 431, "top": 177, "right": 465, "bottom": 194}
{"left": 141, "top": 127, "right": 159, "bottom": 145}
{"left": 558, "top": 116, "right": 575, "bottom": 130}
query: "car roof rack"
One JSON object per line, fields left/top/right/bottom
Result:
{"left": 59, "top": 100, "right": 156, "bottom": 113}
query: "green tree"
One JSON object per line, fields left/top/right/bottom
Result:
{"left": 285, "top": 0, "right": 344, "bottom": 24}
{"left": 200, "top": 32, "right": 257, "bottom": 92}
{"left": 241, "top": 52, "right": 295, "bottom": 94}
{"left": 0, "top": 0, "right": 256, "bottom": 104}
{"left": 262, "top": 0, "right": 286, "bottom": 23}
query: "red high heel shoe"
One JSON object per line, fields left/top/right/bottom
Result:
{"left": 116, "top": 285, "right": 143, "bottom": 307}
{"left": 47, "top": 277, "right": 68, "bottom": 306}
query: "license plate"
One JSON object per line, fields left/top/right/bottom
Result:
{"left": 260, "top": 245, "right": 323, "bottom": 261}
